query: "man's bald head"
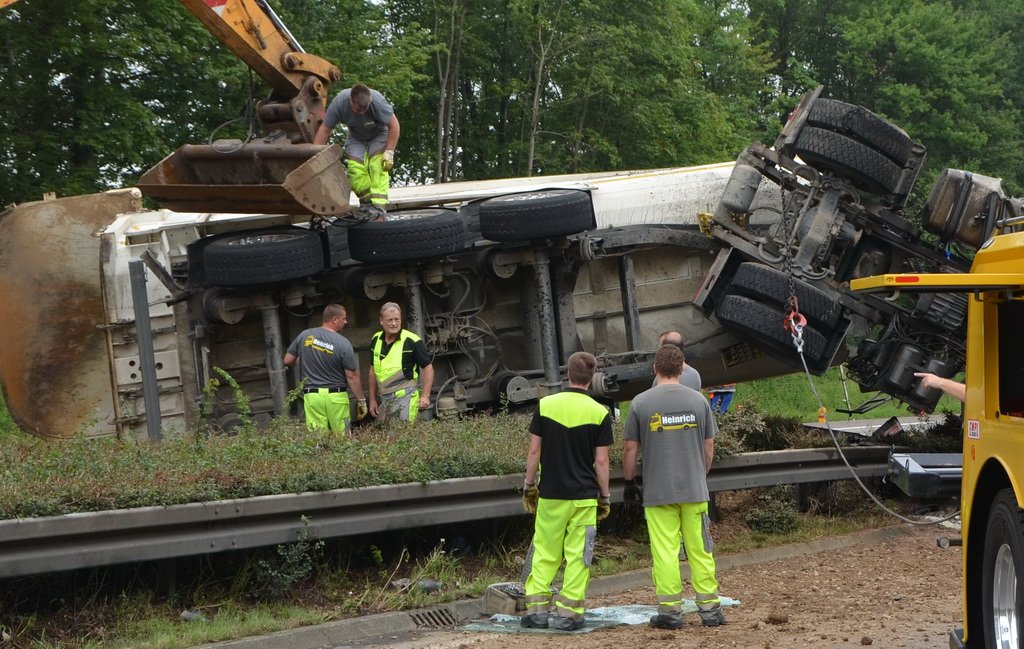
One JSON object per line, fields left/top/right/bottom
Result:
{"left": 658, "top": 331, "right": 684, "bottom": 349}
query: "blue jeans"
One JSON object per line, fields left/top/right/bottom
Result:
{"left": 709, "top": 392, "right": 733, "bottom": 414}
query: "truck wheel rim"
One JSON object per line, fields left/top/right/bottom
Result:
{"left": 992, "top": 543, "right": 1019, "bottom": 649}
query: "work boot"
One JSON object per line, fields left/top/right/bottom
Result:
{"left": 551, "top": 614, "right": 585, "bottom": 631}
{"left": 519, "top": 612, "right": 549, "bottom": 629}
{"left": 649, "top": 612, "right": 684, "bottom": 629}
{"left": 350, "top": 205, "right": 375, "bottom": 222}
{"left": 351, "top": 205, "right": 386, "bottom": 222}
{"left": 698, "top": 607, "right": 727, "bottom": 627}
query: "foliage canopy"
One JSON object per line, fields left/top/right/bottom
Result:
{"left": 2, "top": 0, "right": 1020, "bottom": 207}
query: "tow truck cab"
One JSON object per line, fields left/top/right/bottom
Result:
{"left": 852, "top": 231, "right": 1024, "bottom": 649}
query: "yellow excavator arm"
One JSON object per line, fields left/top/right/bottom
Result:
{"left": 4, "top": 0, "right": 352, "bottom": 215}
{"left": 182, "top": 0, "right": 339, "bottom": 98}
{"left": 179, "top": 0, "right": 340, "bottom": 144}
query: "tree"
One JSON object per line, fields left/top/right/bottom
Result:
{"left": 0, "top": 0, "right": 250, "bottom": 207}
{"left": 747, "top": 0, "right": 1024, "bottom": 196}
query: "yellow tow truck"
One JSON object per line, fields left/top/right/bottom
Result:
{"left": 852, "top": 231, "right": 1024, "bottom": 649}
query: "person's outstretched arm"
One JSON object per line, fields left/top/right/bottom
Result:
{"left": 914, "top": 372, "right": 966, "bottom": 403}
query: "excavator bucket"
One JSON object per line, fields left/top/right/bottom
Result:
{"left": 138, "top": 142, "right": 352, "bottom": 216}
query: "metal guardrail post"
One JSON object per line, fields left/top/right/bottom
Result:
{"left": 128, "top": 259, "right": 162, "bottom": 441}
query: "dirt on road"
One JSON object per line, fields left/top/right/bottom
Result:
{"left": 363, "top": 525, "right": 962, "bottom": 649}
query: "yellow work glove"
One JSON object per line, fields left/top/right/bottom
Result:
{"left": 597, "top": 495, "right": 611, "bottom": 521}
{"left": 356, "top": 399, "right": 368, "bottom": 420}
{"left": 522, "top": 481, "right": 539, "bottom": 514}
{"left": 382, "top": 149, "right": 395, "bottom": 171}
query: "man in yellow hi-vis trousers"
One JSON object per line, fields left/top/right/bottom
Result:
{"left": 314, "top": 83, "right": 400, "bottom": 215}
{"left": 283, "top": 304, "right": 367, "bottom": 433}
{"left": 623, "top": 344, "right": 725, "bottom": 629}
{"left": 520, "top": 351, "right": 612, "bottom": 631}
{"left": 368, "top": 302, "right": 434, "bottom": 421}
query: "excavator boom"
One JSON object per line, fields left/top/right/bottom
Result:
{"left": 180, "top": 0, "right": 340, "bottom": 99}
{"left": 5, "top": 0, "right": 353, "bottom": 215}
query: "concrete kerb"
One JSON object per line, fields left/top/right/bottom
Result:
{"left": 194, "top": 525, "right": 916, "bottom": 649}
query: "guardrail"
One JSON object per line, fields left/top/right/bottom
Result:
{"left": 0, "top": 446, "right": 890, "bottom": 579}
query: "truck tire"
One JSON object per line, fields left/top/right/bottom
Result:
{"left": 479, "top": 189, "right": 594, "bottom": 242}
{"left": 202, "top": 227, "right": 325, "bottom": 287}
{"left": 348, "top": 209, "right": 465, "bottom": 263}
{"left": 325, "top": 222, "right": 351, "bottom": 267}
{"left": 728, "top": 263, "right": 845, "bottom": 330}
{"left": 806, "top": 98, "right": 915, "bottom": 165}
{"left": 794, "top": 126, "right": 902, "bottom": 195}
{"left": 715, "top": 294, "right": 832, "bottom": 372}
{"left": 981, "top": 488, "right": 1023, "bottom": 649}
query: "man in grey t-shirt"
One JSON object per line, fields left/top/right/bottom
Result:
{"left": 284, "top": 304, "right": 366, "bottom": 434}
{"left": 653, "top": 330, "right": 701, "bottom": 390}
{"left": 624, "top": 344, "right": 725, "bottom": 629}
{"left": 314, "top": 83, "right": 401, "bottom": 214}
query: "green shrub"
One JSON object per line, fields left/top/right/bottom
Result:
{"left": 744, "top": 486, "right": 799, "bottom": 534}
{"left": 714, "top": 402, "right": 821, "bottom": 455}
{"left": 713, "top": 403, "right": 767, "bottom": 459}
{"left": 800, "top": 480, "right": 877, "bottom": 517}
{"left": 242, "top": 517, "right": 324, "bottom": 600}
{"left": 0, "top": 415, "right": 529, "bottom": 520}
{"left": 899, "top": 412, "right": 963, "bottom": 453}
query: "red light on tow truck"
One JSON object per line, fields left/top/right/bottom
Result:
{"left": 894, "top": 276, "right": 920, "bottom": 284}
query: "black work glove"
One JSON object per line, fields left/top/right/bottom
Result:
{"left": 597, "top": 495, "right": 611, "bottom": 521}
{"left": 624, "top": 477, "right": 644, "bottom": 503}
{"left": 522, "top": 482, "right": 539, "bottom": 514}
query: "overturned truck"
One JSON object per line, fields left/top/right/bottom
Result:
{"left": 1, "top": 88, "right": 1018, "bottom": 439}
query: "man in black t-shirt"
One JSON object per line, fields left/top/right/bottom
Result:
{"left": 520, "top": 352, "right": 612, "bottom": 632}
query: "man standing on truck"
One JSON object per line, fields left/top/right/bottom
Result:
{"left": 284, "top": 304, "right": 367, "bottom": 434}
{"left": 520, "top": 351, "right": 613, "bottom": 631}
{"left": 624, "top": 344, "right": 725, "bottom": 629}
{"left": 314, "top": 83, "right": 400, "bottom": 216}
{"left": 368, "top": 303, "right": 434, "bottom": 421}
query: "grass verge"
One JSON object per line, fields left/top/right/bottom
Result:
{"left": 736, "top": 366, "right": 964, "bottom": 420}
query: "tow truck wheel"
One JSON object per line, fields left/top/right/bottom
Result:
{"left": 793, "top": 126, "right": 902, "bottom": 195}
{"left": 347, "top": 209, "right": 465, "bottom": 263}
{"left": 715, "top": 294, "right": 834, "bottom": 372}
{"left": 982, "top": 488, "right": 1023, "bottom": 649}
{"left": 479, "top": 189, "right": 593, "bottom": 242}
{"left": 202, "top": 227, "right": 325, "bottom": 287}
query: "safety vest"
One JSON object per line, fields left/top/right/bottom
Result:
{"left": 371, "top": 329, "right": 421, "bottom": 396}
